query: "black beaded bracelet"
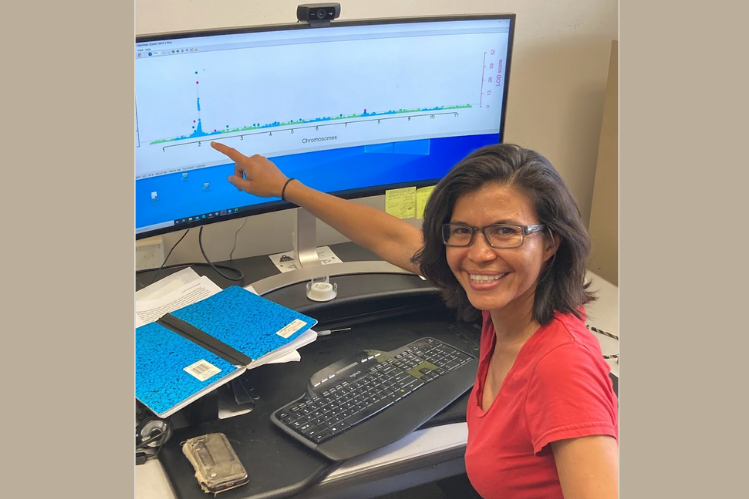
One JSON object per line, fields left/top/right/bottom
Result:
{"left": 281, "top": 178, "right": 296, "bottom": 201}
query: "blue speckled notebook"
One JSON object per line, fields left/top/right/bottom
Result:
{"left": 136, "top": 286, "right": 317, "bottom": 418}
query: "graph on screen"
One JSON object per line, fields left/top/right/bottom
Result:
{"left": 135, "top": 27, "right": 509, "bottom": 180}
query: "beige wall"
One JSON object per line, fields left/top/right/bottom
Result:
{"left": 136, "top": 0, "right": 618, "bottom": 265}
{"left": 588, "top": 41, "right": 618, "bottom": 285}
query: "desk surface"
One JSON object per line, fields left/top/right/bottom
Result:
{"left": 136, "top": 243, "right": 618, "bottom": 499}
{"left": 137, "top": 422, "right": 469, "bottom": 499}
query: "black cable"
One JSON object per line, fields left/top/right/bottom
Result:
{"left": 135, "top": 227, "right": 244, "bottom": 287}
{"left": 198, "top": 226, "right": 244, "bottom": 281}
{"left": 586, "top": 324, "right": 619, "bottom": 341}
{"left": 135, "top": 424, "right": 170, "bottom": 464}
{"left": 136, "top": 429, "right": 165, "bottom": 449}
{"left": 136, "top": 262, "right": 244, "bottom": 277}
{"left": 142, "top": 229, "right": 191, "bottom": 286}
{"left": 230, "top": 218, "right": 248, "bottom": 260}
{"left": 586, "top": 325, "right": 619, "bottom": 363}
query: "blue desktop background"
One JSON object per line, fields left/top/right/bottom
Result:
{"left": 136, "top": 133, "right": 498, "bottom": 234}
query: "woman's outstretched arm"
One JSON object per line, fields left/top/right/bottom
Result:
{"left": 211, "top": 141, "right": 424, "bottom": 274}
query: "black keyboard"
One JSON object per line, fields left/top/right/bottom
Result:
{"left": 270, "top": 337, "right": 478, "bottom": 461}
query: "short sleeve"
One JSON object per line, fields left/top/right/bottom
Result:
{"left": 524, "top": 342, "right": 618, "bottom": 454}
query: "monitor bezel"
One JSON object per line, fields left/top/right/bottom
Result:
{"left": 135, "top": 14, "right": 516, "bottom": 240}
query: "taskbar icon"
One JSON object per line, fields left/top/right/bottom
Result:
{"left": 174, "top": 208, "right": 240, "bottom": 225}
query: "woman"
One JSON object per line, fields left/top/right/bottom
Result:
{"left": 211, "top": 141, "right": 618, "bottom": 499}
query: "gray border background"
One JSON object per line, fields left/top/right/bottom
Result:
{"left": 5, "top": 1, "right": 134, "bottom": 497}
{"left": 5, "top": 1, "right": 747, "bottom": 498}
{"left": 620, "top": 1, "right": 746, "bottom": 497}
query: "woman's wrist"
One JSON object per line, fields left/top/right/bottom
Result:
{"left": 281, "top": 177, "right": 298, "bottom": 201}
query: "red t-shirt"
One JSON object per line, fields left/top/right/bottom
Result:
{"left": 464, "top": 310, "right": 618, "bottom": 499}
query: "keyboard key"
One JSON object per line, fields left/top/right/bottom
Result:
{"left": 312, "top": 430, "right": 333, "bottom": 443}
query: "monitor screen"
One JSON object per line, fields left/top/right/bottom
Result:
{"left": 136, "top": 15, "right": 515, "bottom": 239}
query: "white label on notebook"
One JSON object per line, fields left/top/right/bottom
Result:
{"left": 184, "top": 360, "right": 221, "bottom": 382}
{"left": 276, "top": 319, "right": 307, "bottom": 339}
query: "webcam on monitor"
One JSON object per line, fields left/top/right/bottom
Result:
{"left": 297, "top": 3, "right": 341, "bottom": 27}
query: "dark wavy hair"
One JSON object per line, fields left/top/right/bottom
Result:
{"left": 412, "top": 143, "right": 594, "bottom": 324}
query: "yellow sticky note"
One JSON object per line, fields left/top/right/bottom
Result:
{"left": 385, "top": 186, "right": 417, "bottom": 219}
{"left": 416, "top": 185, "right": 436, "bottom": 219}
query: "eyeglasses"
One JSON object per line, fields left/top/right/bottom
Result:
{"left": 441, "top": 223, "right": 546, "bottom": 248}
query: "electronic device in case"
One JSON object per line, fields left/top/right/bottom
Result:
{"left": 182, "top": 433, "right": 249, "bottom": 494}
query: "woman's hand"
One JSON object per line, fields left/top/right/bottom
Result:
{"left": 211, "top": 141, "right": 289, "bottom": 198}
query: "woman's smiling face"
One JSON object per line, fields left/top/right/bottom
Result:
{"left": 445, "top": 182, "right": 557, "bottom": 316}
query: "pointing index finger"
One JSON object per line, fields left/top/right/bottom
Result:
{"left": 210, "top": 141, "right": 244, "bottom": 162}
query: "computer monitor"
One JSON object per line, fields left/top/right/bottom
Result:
{"left": 135, "top": 14, "right": 515, "bottom": 282}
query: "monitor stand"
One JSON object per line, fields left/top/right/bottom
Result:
{"left": 292, "top": 207, "right": 322, "bottom": 269}
{"left": 251, "top": 207, "right": 415, "bottom": 296}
